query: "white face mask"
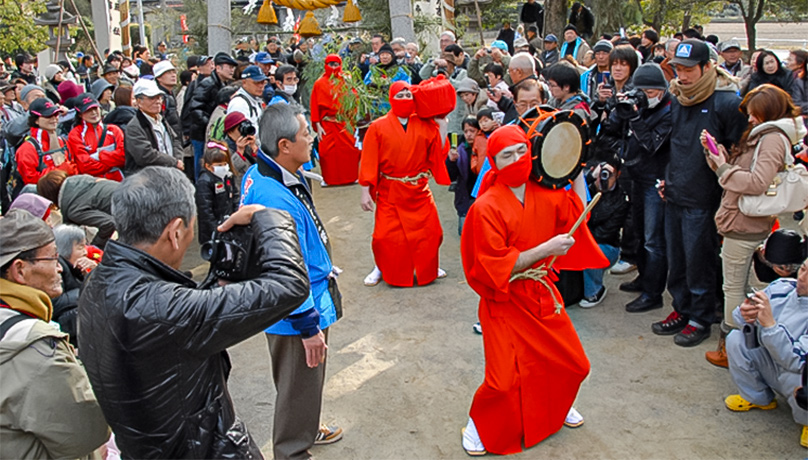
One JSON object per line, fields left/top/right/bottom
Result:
{"left": 212, "top": 165, "right": 230, "bottom": 180}
{"left": 283, "top": 84, "right": 297, "bottom": 95}
{"left": 647, "top": 96, "right": 661, "bottom": 109}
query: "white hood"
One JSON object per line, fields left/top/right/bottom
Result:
{"left": 750, "top": 117, "right": 808, "bottom": 145}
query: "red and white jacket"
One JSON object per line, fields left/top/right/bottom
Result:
{"left": 67, "top": 120, "right": 126, "bottom": 181}
{"left": 15, "top": 127, "right": 77, "bottom": 185}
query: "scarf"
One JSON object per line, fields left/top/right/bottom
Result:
{"left": 0, "top": 278, "right": 53, "bottom": 322}
{"left": 669, "top": 66, "right": 739, "bottom": 107}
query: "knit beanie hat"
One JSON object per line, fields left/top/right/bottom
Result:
{"left": 632, "top": 63, "right": 668, "bottom": 89}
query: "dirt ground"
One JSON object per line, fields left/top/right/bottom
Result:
{"left": 181, "top": 176, "right": 804, "bottom": 459}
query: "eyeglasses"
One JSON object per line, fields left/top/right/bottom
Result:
{"left": 26, "top": 256, "right": 59, "bottom": 264}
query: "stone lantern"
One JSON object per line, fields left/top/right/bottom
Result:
{"left": 34, "top": 0, "right": 78, "bottom": 61}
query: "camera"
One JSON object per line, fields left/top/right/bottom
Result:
{"left": 238, "top": 120, "right": 256, "bottom": 137}
{"left": 200, "top": 220, "right": 258, "bottom": 281}
{"left": 599, "top": 162, "right": 612, "bottom": 182}
{"left": 617, "top": 88, "right": 647, "bottom": 109}
{"left": 436, "top": 66, "right": 449, "bottom": 76}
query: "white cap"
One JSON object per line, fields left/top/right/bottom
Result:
{"left": 122, "top": 64, "right": 140, "bottom": 78}
{"left": 132, "top": 79, "right": 163, "bottom": 97}
{"left": 153, "top": 60, "right": 176, "bottom": 78}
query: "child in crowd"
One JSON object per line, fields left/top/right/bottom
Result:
{"left": 446, "top": 117, "right": 482, "bottom": 236}
{"left": 473, "top": 108, "right": 500, "bottom": 173}
{"left": 194, "top": 142, "right": 240, "bottom": 244}
{"left": 579, "top": 159, "right": 629, "bottom": 307}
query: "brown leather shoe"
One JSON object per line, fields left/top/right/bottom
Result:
{"left": 705, "top": 331, "right": 728, "bottom": 368}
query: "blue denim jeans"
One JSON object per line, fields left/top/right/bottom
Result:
{"left": 665, "top": 201, "right": 720, "bottom": 327}
{"left": 583, "top": 244, "right": 620, "bottom": 297}
{"left": 630, "top": 183, "right": 668, "bottom": 299}
{"left": 191, "top": 139, "right": 205, "bottom": 182}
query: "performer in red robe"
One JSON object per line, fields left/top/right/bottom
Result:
{"left": 460, "top": 125, "right": 609, "bottom": 455}
{"left": 359, "top": 81, "right": 450, "bottom": 287}
{"left": 310, "top": 54, "right": 362, "bottom": 185}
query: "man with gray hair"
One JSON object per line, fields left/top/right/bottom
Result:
{"left": 660, "top": 38, "right": 681, "bottom": 81}
{"left": 79, "top": 166, "right": 311, "bottom": 457}
{"left": 240, "top": 103, "right": 345, "bottom": 459}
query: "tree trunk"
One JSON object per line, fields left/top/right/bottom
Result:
{"left": 681, "top": 9, "right": 691, "bottom": 32}
{"left": 743, "top": 15, "right": 756, "bottom": 51}
{"left": 593, "top": 0, "right": 623, "bottom": 43}
{"left": 543, "top": 0, "right": 568, "bottom": 39}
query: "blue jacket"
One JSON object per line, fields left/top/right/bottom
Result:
{"left": 240, "top": 151, "right": 337, "bottom": 336}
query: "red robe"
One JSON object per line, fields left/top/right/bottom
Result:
{"left": 310, "top": 73, "right": 361, "bottom": 185}
{"left": 461, "top": 180, "right": 609, "bottom": 455}
{"left": 359, "top": 114, "right": 450, "bottom": 286}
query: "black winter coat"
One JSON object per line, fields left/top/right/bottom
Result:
{"left": 585, "top": 172, "right": 630, "bottom": 247}
{"left": 104, "top": 105, "right": 136, "bottom": 128}
{"left": 187, "top": 71, "right": 225, "bottom": 141}
{"left": 52, "top": 257, "right": 83, "bottom": 347}
{"left": 195, "top": 170, "right": 240, "bottom": 244}
{"left": 79, "top": 208, "right": 310, "bottom": 459}
{"left": 665, "top": 90, "right": 747, "bottom": 209}
{"left": 157, "top": 82, "right": 182, "bottom": 141}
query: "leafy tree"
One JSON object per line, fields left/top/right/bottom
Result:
{"left": 725, "top": 0, "right": 808, "bottom": 50}
{"left": 0, "top": 0, "right": 49, "bottom": 56}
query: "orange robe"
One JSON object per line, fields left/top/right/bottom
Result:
{"left": 461, "top": 180, "right": 609, "bottom": 455}
{"left": 359, "top": 114, "right": 450, "bottom": 286}
{"left": 310, "top": 73, "right": 361, "bottom": 185}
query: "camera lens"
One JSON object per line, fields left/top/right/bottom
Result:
{"left": 200, "top": 241, "right": 215, "bottom": 261}
{"left": 239, "top": 122, "right": 256, "bottom": 137}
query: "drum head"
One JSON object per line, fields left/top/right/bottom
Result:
{"left": 541, "top": 122, "right": 582, "bottom": 179}
{"left": 528, "top": 110, "right": 591, "bottom": 189}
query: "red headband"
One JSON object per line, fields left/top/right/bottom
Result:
{"left": 486, "top": 125, "right": 529, "bottom": 170}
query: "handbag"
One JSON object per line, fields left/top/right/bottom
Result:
{"left": 738, "top": 133, "right": 808, "bottom": 217}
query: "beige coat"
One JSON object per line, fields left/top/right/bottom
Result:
{"left": 714, "top": 117, "right": 807, "bottom": 240}
{"left": 0, "top": 303, "right": 109, "bottom": 459}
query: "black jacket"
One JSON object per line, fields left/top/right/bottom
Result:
{"left": 665, "top": 90, "right": 747, "bottom": 209}
{"left": 520, "top": 1, "right": 544, "bottom": 26}
{"left": 104, "top": 105, "right": 136, "bottom": 128}
{"left": 124, "top": 110, "right": 183, "bottom": 175}
{"left": 585, "top": 171, "right": 630, "bottom": 247}
{"left": 157, "top": 82, "right": 182, "bottom": 141}
{"left": 187, "top": 71, "right": 225, "bottom": 141}
{"left": 79, "top": 208, "right": 310, "bottom": 459}
{"left": 195, "top": 170, "right": 240, "bottom": 244}
{"left": 600, "top": 92, "right": 673, "bottom": 186}
{"left": 52, "top": 257, "right": 83, "bottom": 347}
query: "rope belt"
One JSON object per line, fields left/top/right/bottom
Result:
{"left": 509, "top": 264, "right": 564, "bottom": 314}
{"left": 380, "top": 171, "right": 431, "bottom": 185}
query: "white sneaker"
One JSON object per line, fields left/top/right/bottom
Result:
{"left": 437, "top": 268, "right": 447, "bottom": 279}
{"left": 462, "top": 418, "right": 486, "bottom": 456}
{"left": 472, "top": 322, "right": 482, "bottom": 334}
{"left": 564, "top": 407, "right": 584, "bottom": 428}
{"left": 320, "top": 180, "right": 328, "bottom": 187}
{"left": 363, "top": 266, "right": 382, "bottom": 286}
{"left": 579, "top": 287, "right": 607, "bottom": 309}
{"left": 610, "top": 260, "right": 637, "bottom": 275}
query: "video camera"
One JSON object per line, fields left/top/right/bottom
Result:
{"left": 615, "top": 88, "right": 647, "bottom": 120}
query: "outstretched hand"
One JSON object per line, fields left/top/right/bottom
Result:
{"left": 217, "top": 204, "right": 265, "bottom": 232}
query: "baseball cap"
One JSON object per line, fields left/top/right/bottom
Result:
{"left": 132, "top": 78, "right": 163, "bottom": 98}
{"left": 669, "top": 39, "right": 710, "bottom": 67}
{"left": 544, "top": 34, "right": 558, "bottom": 43}
{"left": 29, "top": 98, "right": 61, "bottom": 118}
{"left": 719, "top": 40, "right": 741, "bottom": 53}
{"left": 75, "top": 92, "right": 100, "bottom": 113}
{"left": 0, "top": 209, "right": 55, "bottom": 267}
{"left": 198, "top": 55, "right": 211, "bottom": 65}
{"left": 254, "top": 52, "right": 274, "bottom": 65}
{"left": 153, "top": 60, "right": 176, "bottom": 78}
{"left": 241, "top": 65, "right": 267, "bottom": 82}
{"left": 214, "top": 52, "right": 238, "bottom": 66}
{"left": 224, "top": 111, "right": 247, "bottom": 133}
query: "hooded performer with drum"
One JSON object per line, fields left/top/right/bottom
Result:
{"left": 459, "top": 123, "right": 609, "bottom": 455}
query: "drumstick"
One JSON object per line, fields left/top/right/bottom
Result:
{"left": 547, "top": 192, "right": 602, "bottom": 269}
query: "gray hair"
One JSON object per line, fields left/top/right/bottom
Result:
{"left": 259, "top": 103, "right": 304, "bottom": 159}
{"left": 440, "top": 31, "right": 456, "bottom": 42}
{"left": 665, "top": 39, "right": 681, "bottom": 52}
{"left": 390, "top": 37, "right": 407, "bottom": 47}
{"left": 111, "top": 166, "right": 196, "bottom": 245}
{"left": 510, "top": 52, "right": 536, "bottom": 74}
{"left": 53, "top": 224, "right": 86, "bottom": 259}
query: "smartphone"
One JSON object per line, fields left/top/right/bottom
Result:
{"left": 601, "top": 71, "right": 611, "bottom": 89}
{"left": 484, "top": 74, "right": 493, "bottom": 91}
{"left": 705, "top": 133, "right": 720, "bottom": 156}
{"left": 450, "top": 133, "right": 458, "bottom": 149}
{"left": 746, "top": 288, "right": 759, "bottom": 300}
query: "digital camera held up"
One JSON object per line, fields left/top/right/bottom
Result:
{"left": 200, "top": 220, "right": 258, "bottom": 282}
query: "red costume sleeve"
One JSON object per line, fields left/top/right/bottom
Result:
{"left": 310, "top": 78, "right": 325, "bottom": 124}
{"left": 425, "top": 119, "right": 451, "bottom": 185}
{"left": 461, "top": 198, "right": 522, "bottom": 302}
{"left": 358, "top": 120, "right": 381, "bottom": 190}
{"left": 552, "top": 188, "right": 610, "bottom": 271}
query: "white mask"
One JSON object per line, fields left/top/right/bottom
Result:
{"left": 647, "top": 96, "right": 661, "bottom": 109}
{"left": 283, "top": 84, "right": 297, "bottom": 95}
{"left": 212, "top": 165, "right": 230, "bottom": 180}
